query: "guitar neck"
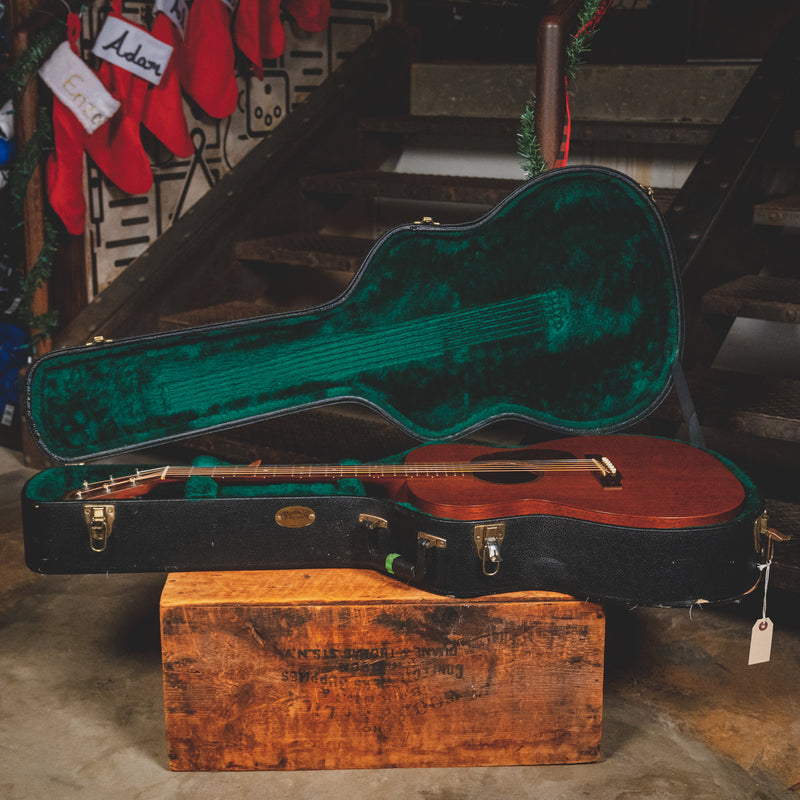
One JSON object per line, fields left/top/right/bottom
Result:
{"left": 64, "top": 456, "right": 618, "bottom": 501}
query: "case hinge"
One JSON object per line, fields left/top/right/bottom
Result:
{"left": 474, "top": 522, "right": 506, "bottom": 576}
{"left": 358, "top": 513, "right": 388, "bottom": 529}
{"left": 418, "top": 532, "right": 447, "bottom": 550}
{"left": 84, "top": 504, "right": 115, "bottom": 553}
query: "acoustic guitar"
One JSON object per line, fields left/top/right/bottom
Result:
{"left": 65, "top": 435, "right": 745, "bottom": 530}
{"left": 32, "top": 433, "right": 761, "bottom": 605}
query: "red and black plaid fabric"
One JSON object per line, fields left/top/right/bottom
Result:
{"left": 554, "top": 0, "right": 614, "bottom": 168}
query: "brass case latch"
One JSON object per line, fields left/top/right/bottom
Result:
{"left": 474, "top": 522, "right": 506, "bottom": 576}
{"left": 754, "top": 511, "right": 791, "bottom": 562}
{"left": 84, "top": 504, "right": 115, "bottom": 553}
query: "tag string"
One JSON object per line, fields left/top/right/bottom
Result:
{"left": 758, "top": 560, "right": 772, "bottom": 620}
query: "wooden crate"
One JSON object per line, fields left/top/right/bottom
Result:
{"left": 160, "top": 569, "right": 605, "bottom": 771}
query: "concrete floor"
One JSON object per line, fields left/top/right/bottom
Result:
{"left": 1, "top": 444, "right": 799, "bottom": 799}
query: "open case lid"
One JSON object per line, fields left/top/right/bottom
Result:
{"left": 25, "top": 166, "right": 683, "bottom": 464}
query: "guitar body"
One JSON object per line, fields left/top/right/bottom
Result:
{"left": 397, "top": 437, "right": 746, "bottom": 527}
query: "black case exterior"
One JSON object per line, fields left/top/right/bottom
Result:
{"left": 21, "top": 166, "right": 765, "bottom": 605}
{"left": 22, "top": 485, "right": 761, "bottom": 607}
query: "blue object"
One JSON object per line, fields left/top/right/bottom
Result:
{"left": 0, "top": 322, "right": 27, "bottom": 407}
{"left": 0, "top": 137, "right": 13, "bottom": 168}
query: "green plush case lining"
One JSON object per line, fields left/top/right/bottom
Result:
{"left": 26, "top": 166, "right": 682, "bottom": 463}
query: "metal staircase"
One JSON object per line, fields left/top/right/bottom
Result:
{"left": 657, "top": 18, "right": 800, "bottom": 591}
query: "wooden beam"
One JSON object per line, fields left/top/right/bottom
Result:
{"left": 535, "top": 1, "right": 581, "bottom": 169}
{"left": 11, "top": 23, "right": 51, "bottom": 356}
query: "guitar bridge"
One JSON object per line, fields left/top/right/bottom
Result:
{"left": 586, "top": 455, "right": 622, "bottom": 489}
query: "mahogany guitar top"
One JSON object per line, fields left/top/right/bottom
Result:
{"left": 397, "top": 435, "right": 746, "bottom": 528}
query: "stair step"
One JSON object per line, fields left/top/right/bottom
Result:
{"left": 359, "top": 115, "right": 717, "bottom": 147}
{"left": 235, "top": 233, "right": 373, "bottom": 272}
{"left": 410, "top": 63, "right": 754, "bottom": 122}
{"left": 703, "top": 275, "right": 800, "bottom": 323}
{"left": 300, "top": 170, "right": 677, "bottom": 211}
{"left": 358, "top": 115, "right": 520, "bottom": 138}
{"left": 649, "top": 187, "right": 679, "bottom": 211}
{"left": 159, "top": 301, "right": 280, "bottom": 330}
{"left": 763, "top": 498, "right": 800, "bottom": 592}
{"left": 753, "top": 195, "right": 800, "bottom": 227}
{"left": 661, "top": 367, "right": 800, "bottom": 444}
{"left": 663, "top": 20, "right": 800, "bottom": 282}
{"left": 571, "top": 120, "right": 716, "bottom": 147}
{"left": 299, "top": 170, "right": 522, "bottom": 205}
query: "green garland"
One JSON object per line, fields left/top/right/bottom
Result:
{"left": 518, "top": 0, "right": 607, "bottom": 178}
{"left": 8, "top": 105, "right": 52, "bottom": 215}
{"left": 517, "top": 99, "right": 547, "bottom": 180}
{"left": 566, "top": 0, "right": 606, "bottom": 80}
{"left": 3, "top": 20, "right": 65, "bottom": 342}
{"left": 1, "top": 20, "right": 63, "bottom": 100}
{"left": 17, "top": 217, "right": 60, "bottom": 337}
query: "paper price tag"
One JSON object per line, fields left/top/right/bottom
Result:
{"left": 748, "top": 618, "right": 773, "bottom": 665}
{"left": 38, "top": 42, "right": 121, "bottom": 134}
{"left": 92, "top": 16, "right": 174, "bottom": 86}
{"left": 154, "top": 0, "right": 189, "bottom": 39}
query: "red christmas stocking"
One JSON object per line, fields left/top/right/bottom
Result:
{"left": 84, "top": 0, "right": 153, "bottom": 195}
{"left": 87, "top": 61, "right": 153, "bottom": 195}
{"left": 47, "top": 113, "right": 87, "bottom": 234}
{"left": 283, "top": 0, "right": 330, "bottom": 33}
{"left": 177, "top": 0, "right": 239, "bottom": 119}
{"left": 260, "top": 0, "right": 285, "bottom": 60}
{"left": 46, "top": 8, "right": 157, "bottom": 233}
{"left": 233, "top": 0, "right": 264, "bottom": 79}
{"left": 141, "top": 12, "right": 194, "bottom": 158}
{"left": 45, "top": 18, "right": 90, "bottom": 235}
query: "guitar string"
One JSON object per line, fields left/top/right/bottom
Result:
{"left": 175, "top": 461, "right": 603, "bottom": 477}
{"left": 81, "top": 458, "right": 609, "bottom": 496}
{"left": 98, "top": 460, "right": 605, "bottom": 479}
{"left": 97, "top": 458, "right": 598, "bottom": 478}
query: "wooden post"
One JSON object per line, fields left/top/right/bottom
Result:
{"left": 9, "top": 4, "right": 61, "bottom": 465}
{"left": 11, "top": 17, "right": 52, "bottom": 358}
{"left": 10, "top": 0, "right": 90, "bottom": 351}
{"left": 535, "top": 1, "right": 581, "bottom": 169}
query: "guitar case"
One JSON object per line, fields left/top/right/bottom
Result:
{"left": 21, "top": 166, "right": 765, "bottom": 606}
